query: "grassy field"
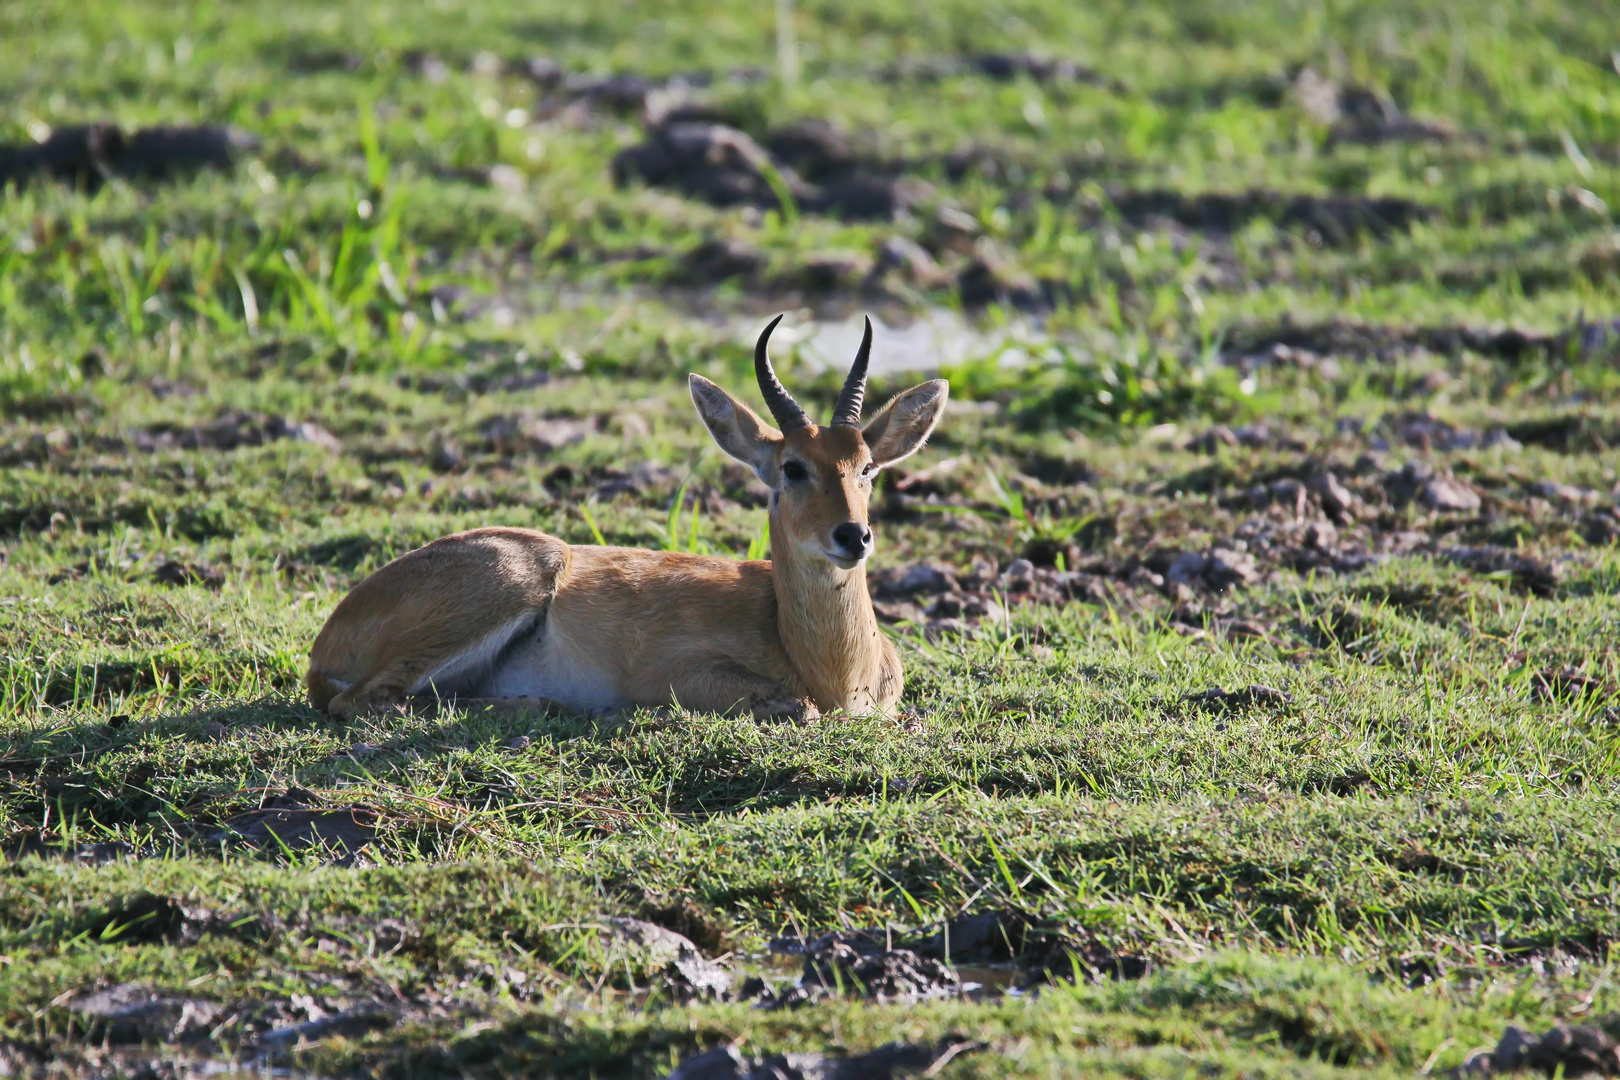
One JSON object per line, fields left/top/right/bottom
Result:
{"left": 2, "top": 0, "right": 1620, "bottom": 1076}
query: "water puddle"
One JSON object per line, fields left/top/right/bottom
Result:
{"left": 755, "top": 308, "right": 1050, "bottom": 375}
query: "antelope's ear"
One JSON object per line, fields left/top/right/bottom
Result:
{"left": 689, "top": 374, "right": 783, "bottom": 484}
{"left": 863, "top": 379, "right": 949, "bottom": 468}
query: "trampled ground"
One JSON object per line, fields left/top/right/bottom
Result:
{"left": 1, "top": 1, "right": 1619, "bottom": 1076}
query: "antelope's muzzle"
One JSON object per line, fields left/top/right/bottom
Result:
{"left": 828, "top": 522, "right": 874, "bottom": 566}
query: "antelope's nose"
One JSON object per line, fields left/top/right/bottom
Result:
{"left": 830, "top": 522, "right": 874, "bottom": 560}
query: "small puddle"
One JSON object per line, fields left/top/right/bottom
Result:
{"left": 954, "top": 963, "right": 1025, "bottom": 1000}
{"left": 762, "top": 308, "right": 1050, "bottom": 375}
{"left": 441, "top": 271, "right": 1055, "bottom": 379}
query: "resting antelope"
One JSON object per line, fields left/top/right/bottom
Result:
{"left": 306, "top": 315, "right": 949, "bottom": 720}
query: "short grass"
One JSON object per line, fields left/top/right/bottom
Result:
{"left": 2, "top": 0, "right": 1619, "bottom": 1076}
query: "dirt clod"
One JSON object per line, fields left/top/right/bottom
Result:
{"left": 1183, "top": 685, "right": 1293, "bottom": 711}
{"left": 1310, "top": 471, "right": 1360, "bottom": 523}
{"left": 1463, "top": 1023, "right": 1620, "bottom": 1077}
{"left": 1383, "top": 462, "right": 1481, "bottom": 513}
{"left": 606, "top": 918, "right": 731, "bottom": 1001}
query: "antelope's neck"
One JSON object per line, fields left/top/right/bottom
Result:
{"left": 770, "top": 527, "right": 883, "bottom": 711}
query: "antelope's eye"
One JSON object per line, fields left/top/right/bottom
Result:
{"left": 860, "top": 462, "right": 876, "bottom": 477}
{"left": 782, "top": 461, "right": 809, "bottom": 483}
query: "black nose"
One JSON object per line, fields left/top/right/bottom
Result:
{"left": 830, "top": 522, "right": 873, "bottom": 558}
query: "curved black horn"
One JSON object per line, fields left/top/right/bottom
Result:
{"left": 755, "top": 314, "right": 810, "bottom": 434}
{"left": 831, "top": 316, "right": 872, "bottom": 427}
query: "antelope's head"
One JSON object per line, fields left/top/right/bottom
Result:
{"left": 690, "top": 314, "right": 948, "bottom": 570}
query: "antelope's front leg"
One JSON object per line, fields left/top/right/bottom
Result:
{"left": 665, "top": 665, "right": 820, "bottom": 722}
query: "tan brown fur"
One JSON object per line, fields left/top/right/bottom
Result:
{"left": 306, "top": 319, "right": 947, "bottom": 721}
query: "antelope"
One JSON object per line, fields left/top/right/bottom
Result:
{"left": 306, "top": 315, "right": 949, "bottom": 721}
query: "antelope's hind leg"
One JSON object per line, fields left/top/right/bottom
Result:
{"left": 306, "top": 529, "right": 570, "bottom": 720}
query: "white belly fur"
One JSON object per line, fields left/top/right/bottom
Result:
{"left": 481, "top": 617, "right": 627, "bottom": 712}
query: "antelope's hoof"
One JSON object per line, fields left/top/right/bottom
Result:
{"left": 750, "top": 695, "right": 820, "bottom": 723}
{"left": 326, "top": 685, "right": 410, "bottom": 721}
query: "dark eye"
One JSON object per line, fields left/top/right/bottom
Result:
{"left": 782, "top": 461, "right": 808, "bottom": 483}
{"left": 860, "top": 462, "right": 876, "bottom": 477}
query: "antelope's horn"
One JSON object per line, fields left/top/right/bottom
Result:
{"left": 755, "top": 314, "right": 810, "bottom": 434}
{"left": 831, "top": 316, "right": 872, "bottom": 428}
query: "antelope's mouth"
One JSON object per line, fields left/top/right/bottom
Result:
{"left": 824, "top": 551, "right": 865, "bottom": 570}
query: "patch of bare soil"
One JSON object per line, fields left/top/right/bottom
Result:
{"left": 0, "top": 124, "right": 258, "bottom": 191}
{"left": 868, "top": 445, "right": 1605, "bottom": 636}
{"left": 210, "top": 788, "right": 376, "bottom": 863}
{"left": 869, "top": 558, "right": 1118, "bottom": 639}
{"left": 1225, "top": 316, "right": 1620, "bottom": 364}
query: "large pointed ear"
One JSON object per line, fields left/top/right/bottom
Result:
{"left": 863, "top": 379, "right": 949, "bottom": 468}
{"left": 689, "top": 374, "right": 783, "bottom": 484}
